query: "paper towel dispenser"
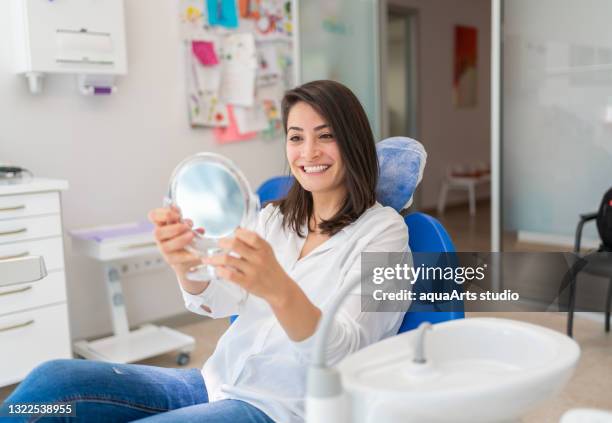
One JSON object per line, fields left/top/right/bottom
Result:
{"left": 10, "top": 0, "right": 128, "bottom": 95}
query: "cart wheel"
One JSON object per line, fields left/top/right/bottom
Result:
{"left": 176, "top": 352, "right": 190, "bottom": 366}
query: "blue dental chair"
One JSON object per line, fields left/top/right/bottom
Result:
{"left": 237, "top": 137, "right": 464, "bottom": 331}
{"left": 397, "top": 212, "right": 464, "bottom": 332}
{"left": 256, "top": 175, "right": 294, "bottom": 205}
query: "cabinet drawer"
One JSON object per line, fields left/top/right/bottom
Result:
{"left": 0, "top": 271, "right": 66, "bottom": 316}
{"left": 0, "top": 237, "right": 65, "bottom": 271}
{"left": 0, "top": 215, "right": 61, "bottom": 244}
{"left": 0, "top": 303, "right": 71, "bottom": 387}
{"left": 0, "top": 192, "right": 60, "bottom": 221}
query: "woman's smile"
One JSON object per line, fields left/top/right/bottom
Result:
{"left": 300, "top": 164, "right": 332, "bottom": 174}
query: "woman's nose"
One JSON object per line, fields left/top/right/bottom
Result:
{"left": 301, "top": 139, "right": 320, "bottom": 160}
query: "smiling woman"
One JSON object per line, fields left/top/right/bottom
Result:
{"left": 5, "top": 80, "right": 408, "bottom": 423}
{"left": 279, "top": 80, "right": 379, "bottom": 238}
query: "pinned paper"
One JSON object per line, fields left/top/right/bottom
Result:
{"left": 233, "top": 104, "right": 269, "bottom": 133}
{"left": 220, "top": 33, "right": 257, "bottom": 65}
{"left": 194, "top": 60, "right": 221, "bottom": 93}
{"left": 263, "top": 99, "right": 282, "bottom": 130}
{"left": 257, "top": 43, "right": 281, "bottom": 86}
{"left": 207, "top": 0, "right": 239, "bottom": 28}
{"left": 192, "top": 41, "right": 218, "bottom": 66}
{"left": 190, "top": 93, "right": 229, "bottom": 127}
{"left": 252, "top": 0, "right": 293, "bottom": 40}
{"left": 180, "top": 0, "right": 204, "bottom": 24}
{"left": 186, "top": 44, "right": 228, "bottom": 127}
{"left": 220, "top": 68, "right": 256, "bottom": 106}
{"left": 214, "top": 106, "right": 258, "bottom": 143}
{"left": 218, "top": 33, "right": 257, "bottom": 106}
{"left": 263, "top": 99, "right": 281, "bottom": 121}
{"left": 185, "top": 5, "right": 202, "bottom": 23}
{"left": 239, "top": 0, "right": 260, "bottom": 19}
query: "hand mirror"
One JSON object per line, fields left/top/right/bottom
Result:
{"left": 166, "top": 153, "right": 260, "bottom": 279}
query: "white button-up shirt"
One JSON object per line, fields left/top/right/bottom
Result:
{"left": 180, "top": 202, "right": 409, "bottom": 423}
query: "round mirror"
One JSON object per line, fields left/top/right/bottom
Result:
{"left": 166, "top": 153, "right": 259, "bottom": 257}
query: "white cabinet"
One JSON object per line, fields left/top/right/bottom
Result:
{"left": 10, "top": 0, "right": 127, "bottom": 94}
{"left": 0, "top": 178, "right": 71, "bottom": 387}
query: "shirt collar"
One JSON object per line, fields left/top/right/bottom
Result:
{"left": 290, "top": 202, "right": 382, "bottom": 263}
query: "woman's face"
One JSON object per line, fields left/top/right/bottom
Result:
{"left": 286, "top": 102, "right": 345, "bottom": 197}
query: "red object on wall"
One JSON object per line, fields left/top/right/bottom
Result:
{"left": 453, "top": 26, "right": 478, "bottom": 108}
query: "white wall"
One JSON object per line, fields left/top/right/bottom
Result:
{"left": 387, "top": 0, "right": 491, "bottom": 209}
{"left": 0, "top": 0, "right": 287, "bottom": 340}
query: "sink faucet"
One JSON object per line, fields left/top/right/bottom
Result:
{"left": 413, "top": 322, "right": 432, "bottom": 364}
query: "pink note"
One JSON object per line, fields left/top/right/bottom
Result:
{"left": 192, "top": 41, "right": 219, "bottom": 66}
{"left": 214, "top": 106, "right": 257, "bottom": 144}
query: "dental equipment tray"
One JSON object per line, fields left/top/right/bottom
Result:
{"left": 70, "top": 221, "right": 158, "bottom": 261}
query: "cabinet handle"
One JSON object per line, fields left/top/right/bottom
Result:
{"left": 0, "top": 205, "right": 25, "bottom": 212}
{"left": 0, "top": 251, "right": 30, "bottom": 261}
{"left": 0, "top": 228, "right": 27, "bottom": 237}
{"left": 0, "top": 285, "right": 32, "bottom": 297}
{"left": 0, "top": 319, "right": 34, "bottom": 333}
{"left": 121, "top": 241, "right": 157, "bottom": 250}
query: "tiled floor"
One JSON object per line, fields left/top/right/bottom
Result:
{"left": 2, "top": 202, "right": 611, "bottom": 422}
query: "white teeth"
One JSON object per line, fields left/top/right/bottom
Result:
{"left": 303, "top": 165, "right": 330, "bottom": 173}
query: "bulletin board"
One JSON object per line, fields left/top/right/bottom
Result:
{"left": 179, "top": 0, "right": 296, "bottom": 144}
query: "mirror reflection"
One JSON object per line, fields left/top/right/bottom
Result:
{"left": 173, "top": 160, "right": 245, "bottom": 239}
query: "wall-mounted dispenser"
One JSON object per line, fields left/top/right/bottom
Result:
{"left": 10, "top": 0, "right": 127, "bottom": 95}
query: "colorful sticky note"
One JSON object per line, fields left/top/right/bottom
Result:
{"left": 184, "top": 5, "right": 202, "bottom": 23}
{"left": 239, "top": 0, "right": 260, "bottom": 19}
{"left": 192, "top": 41, "right": 219, "bottom": 66}
{"left": 214, "top": 106, "right": 258, "bottom": 144}
{"left": 207, "top": 0, "right": 239, "bottom": 29}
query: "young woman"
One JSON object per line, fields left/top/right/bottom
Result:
{"left": 5, "top": 80, "right": 408, "bottom": 423}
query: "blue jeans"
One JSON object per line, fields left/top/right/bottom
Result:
{"left": 1, "top": 359, "right": 274, "bottom": 423}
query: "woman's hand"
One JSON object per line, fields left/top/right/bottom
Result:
{"left": 204, "top": 227, "right": 321, "bottom": 341}
{"left": 202, "top": 228, "right": 294, "bottom": 308}
{"left": 147, "top": 207, "right": 207, "bottom": 294}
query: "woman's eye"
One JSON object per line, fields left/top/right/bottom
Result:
{"left": 320, "top": 133, "right": 334, "bottom": 140}
{"left": 288, "top": 135, "right": 302, "bottom": 142}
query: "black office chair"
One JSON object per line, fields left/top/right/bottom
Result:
{"left": 567, "top": 187, "right": 612, "bottom": 337}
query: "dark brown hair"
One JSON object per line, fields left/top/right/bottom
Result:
{"left": 277, "top": 80, "right": 378, "bottom": 237}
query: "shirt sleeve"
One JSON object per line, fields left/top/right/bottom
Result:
{"left": 291, "top": 212, "right": 409, "bottom": 366}
{"left": 179, "top": 277, "right": 248, "bottom": 319}
{"left": 178, "top": 204, "right": 276, "bottom": 319}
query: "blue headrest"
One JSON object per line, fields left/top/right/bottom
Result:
{"left": 376, "top": 137, "right": 427, "bottom": 211}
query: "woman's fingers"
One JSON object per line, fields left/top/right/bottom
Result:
{"left": 160, "top": 230, "right": 195, "bottom": 254}
{"left": 148, "top": 207, "right": 181, "bottom": 226}
{"left": 154, "top": 222, "right": 193, "bottom": 242}
{"left": 234, "top": 228, "right": 263, "bottom": 249}
{"left": 203, "top": 253, "right": 252, "bottom": 275}
{"left": 217, "top": 236, "right": 256, "bottom": 261}
{"left": 215, "top": 266, "right": 247, "bottom": 286}
{"left": 166, "top": 251, "right": 200, "bottom": 266}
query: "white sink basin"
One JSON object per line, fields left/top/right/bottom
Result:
{"left": 337, "top": 318, "right": 580, "bottom": 423}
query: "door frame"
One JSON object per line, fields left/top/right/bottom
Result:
{"left": 379, "top": 0, "right": 420, "bottom": 141}
{"left": 491, "top": 0, "right": 502, "bottom": 252}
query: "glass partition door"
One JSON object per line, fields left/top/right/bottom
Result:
{"left": 496, "top": 0, "right": 612, "bottom": 251}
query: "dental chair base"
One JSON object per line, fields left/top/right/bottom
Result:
{"left": 73, "top": 324, "right": 194, "bottom": 365}
{"left": 70, "top": 230, "right": 196, "bottom": 366}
